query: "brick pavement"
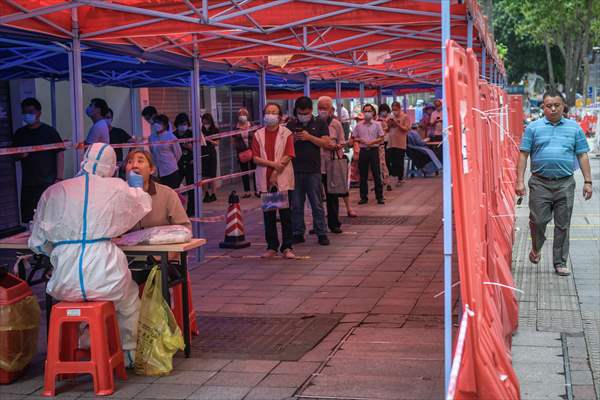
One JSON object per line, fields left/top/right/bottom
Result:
{"left": 512, "top": 154, "right": 600, "bottom": 400}
{"left": 2, "top": 176, "right": 461, "bottom": 400}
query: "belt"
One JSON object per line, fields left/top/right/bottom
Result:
{"left": 532, "top": 173, "right": 572, "bottom": 182}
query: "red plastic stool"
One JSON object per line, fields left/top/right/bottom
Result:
{"left": 172, "top": 271, "right": 199, "bottom": 337}
{"left": 43, "top": 301, "right": 127, "bottom": 397}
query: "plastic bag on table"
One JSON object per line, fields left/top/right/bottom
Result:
{"left": 117, "top": 225, "right": 192, "bottom": 246}
{"left": 135, "top": 266, "right": 184, "bottom": 376}
{"left": 0, "top": 295, "right": 40, "bottom": 372}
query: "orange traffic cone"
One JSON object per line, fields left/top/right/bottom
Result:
{"left": 219, "top": 191, "right": 251, "bottom": 249}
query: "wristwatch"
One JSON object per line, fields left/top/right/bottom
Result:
{"left": 584, "top": 181, "right": 593, "bottom": 185}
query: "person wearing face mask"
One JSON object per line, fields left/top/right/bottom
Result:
{"left": 29, "top": 143, "right": 152, "bottom": 368}
{"left": 317, "top": 96, "right": 354, "bottom": 233}
{"left": 387, "top": 101, "right": 411, "bottom": 184}
{"left": 12, "top": 97, "right": 65, "bottom": 223}
{"left": 84, "top": 98, "right": 110, "bottom": 145}
{"left": 378, "top": 103, "right": 392, "bottom": 191}
{"left": 233, "top": 107, "right": 258, "bottom": 198}
{"left": 201, "top": 113, "right": 220, "bottom": 202}
{"left": 149, "top": 114, "right": 182, "bottom": 189}
{"left": 106, "top": 108, "right": 134, "bottom": 165}
{"left": 174, "top": 113, "right": 195, "bottom": 215}
{"left": 251, "top": 103, "right": 296, "bottom": 259}
{"left": 349, "top": 103, "right": 385, "bottom": 204}
{"left": 286, "top": 96, "right": 332, "bottom": 246}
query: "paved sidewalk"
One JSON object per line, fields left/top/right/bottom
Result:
{"left": 1, "top": 176, "right": 460, "bottom": 400}
{"left": 512, "top": 154, "right": 600, "bottom": 400}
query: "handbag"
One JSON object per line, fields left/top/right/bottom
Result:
{"left": 325, "top": 151, "right": 349, "bottom": 195}
{"left": 261, "top": 186, "right": 289, "bottom": 211}
{"left": 238, "top": 149, "right": 253, "bottom": 163}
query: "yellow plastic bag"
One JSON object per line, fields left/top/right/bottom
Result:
{"left": 135, "top": 266, "right": 184, "bottom": 376}
{"left": 0, "top": 295, "right": 41, "bottom": 372}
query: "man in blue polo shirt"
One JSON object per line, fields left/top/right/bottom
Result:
{"left": 516, "top": 89, "right": 593, "bottom": 276}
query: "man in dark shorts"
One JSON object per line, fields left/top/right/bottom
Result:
{"left": 12, "top": 97, "right": 64, "bottom": 223}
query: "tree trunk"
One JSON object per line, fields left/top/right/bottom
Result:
{"left": 582, "top": 56, "right": 590, "bottom": 105}
{"left": 544, "top": 38, "right": 556, "bottom": 87}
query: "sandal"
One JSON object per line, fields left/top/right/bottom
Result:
{"left": 554, "top": 264, "right": 570, "bottom": 276}
{"left": 347, "top": 210, "right": 358, "bottom": 218}
{"left": 528, "top": 249, "right": 541, "bottom": 264}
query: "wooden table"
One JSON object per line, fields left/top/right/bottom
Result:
{"left": 0, "top": 233, "right": 206, "bottom": 358}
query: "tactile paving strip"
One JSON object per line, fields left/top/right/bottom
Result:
{"left": 537, "top": 310, "right": 584, "bottom": 333}
{"left": 537, "top": 294, "right": 580, "bottom": 311}
{"left": 190, "top": 314, "right": 342, "bottom": 361}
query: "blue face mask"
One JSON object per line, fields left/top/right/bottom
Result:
{"left": 23, "top": 113, "right": 37, "bottom": 125}
{"left": 85, "top": 105, "right": 94, "bottom": 118}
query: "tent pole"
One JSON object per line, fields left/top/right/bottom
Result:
{"left": 191, "top": 49, "right": 204, "bottom": 261}
{"left": 129, "top": 86, "right": 138, "bottom": 139}
{"left": 467, "top": 16, "right": 473, "bottom": 50}
{"left": 335, "top": 80, "right": 342, "bottom": 118}
{"left": 441, "top": 0, "right": 453, "bottom": 395}
{"left": 359, "top": 82, "right": 365, "bottom": 107}
{"left": 481, "top": 46, "right": 486, "bottom": 79}
{"left": 259, "top": 67, "right": 267, "bottom": 120}
{"left": 50, "top": 78, "right": 57, "bottom": 128}
{"left": 403, "top": 95, "right": 408, "bottom": 112}
{"left": 304, "top": 74, "right": 311, "bottom": 97}
{"left": 68, "top": 8, "right": 84, "bottom": 175}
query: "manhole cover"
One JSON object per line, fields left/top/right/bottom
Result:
{"left": 190, "top": 314, "right": 342, "bottom": 361}
{"left": 340, "top": 215, "right": 424, "bottom": 225}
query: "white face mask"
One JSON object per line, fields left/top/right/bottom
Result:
{"left": 318, "top": 110, "right": 330, "bottom": 120}
{"left": 379, "top": 111, "right": 388, "bottom": 118}
{"left": 238, "top": 115, "right": 248, "bottom": 123}
{"left": 297, "top": 113, "right": 312, "bottom": 124}
{"left": 177, "top": 124, "right": 189, "bottom": 133}
{"left": 393, "top": 110, "right": 401, "bottom": 117}
{"left": 153, "top": 123, "right": 164, "bottom": 133}
{"left": 363, "top": 112, "right": 373, "bottom": 120}
{"left": 264, "top": 114, "right": 279, "bottom": 127}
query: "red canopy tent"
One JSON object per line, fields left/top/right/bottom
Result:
{"left": 1, "top": 0, "right": 505, "bottom": 88}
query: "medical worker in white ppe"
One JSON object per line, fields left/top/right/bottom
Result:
{"left": 29, "top": 143, "right": 152, "bottom": 366}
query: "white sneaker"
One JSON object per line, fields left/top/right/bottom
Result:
{"left": 282, "top": 249, "right": 296, "bottom": 259}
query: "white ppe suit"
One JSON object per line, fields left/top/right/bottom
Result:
{"left": 29, "top": 143, "right": 152, "bottom": 351}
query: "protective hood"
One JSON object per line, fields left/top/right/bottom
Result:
{"left": 80, "top": 143, "right": 117, "bottom": 177}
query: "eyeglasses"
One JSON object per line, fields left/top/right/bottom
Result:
{"left": 544, "top": 103, "right": 563, "bottom": 109}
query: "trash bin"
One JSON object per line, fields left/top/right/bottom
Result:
{"left": 0, "top": 272, "right": 41, "bottom": 384}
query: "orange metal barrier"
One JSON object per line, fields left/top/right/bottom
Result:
{"left": 445, "top": 40, "right": 521, "bottom": 399}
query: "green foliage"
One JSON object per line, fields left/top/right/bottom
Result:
{"left": 493, "top": 0, "right": 564, "bottom": 84}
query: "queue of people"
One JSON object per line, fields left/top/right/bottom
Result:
{"left": 13, "top": 94, "right": 444, "bottom": 262}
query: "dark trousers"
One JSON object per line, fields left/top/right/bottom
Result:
{"left": 160, "top": 170, "right": 181, "bottom": 189}
{"left": 21, "top": 183, "right": 51, "bottom": 223}
{"left": 263, "top": 207, "right": 293, "bottom": 252}
{"left": 183, "top": 164, "right": 195, "bottom": 216}
{"left": 358, "top": 147, "right": 383, "bottom": 200}
{"left": 321, "top": 174, "right": 341, "bottom": 230}
{"left": 388, "top": 148, "right": 406, "bottom": 179}
{"left": 239, "top": 161, "right": 257, "bottom": 193}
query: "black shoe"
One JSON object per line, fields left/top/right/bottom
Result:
{"left": 292, "top": 235, "right": 305, "bottom": 244}
{"left": 254, "top": 192, "right": 260, "bottom": 198}
{"left": 318, "top": 235, "right": 330, "bottom": 246}
{"left": 377, "top": 199, "right": 385, "bottom": 205}
{"left": 358, "top": 198, "right": 368, "bottom": 205}
{"left": 330, "top": 227, "right": 342, "bottom": 234}
{"left": 210, "top": 194, "right": 217, "bottom": 202}
{"left": 309, "top": 229, "right": 316, "bottom": 235}
{"left": 203, "top": 193, "right": 210, "bottom": 203}
{"left": 386, "top": 185, "right": 392, "bottom": 191}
